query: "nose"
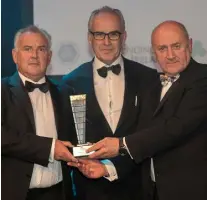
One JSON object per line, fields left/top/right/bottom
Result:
{"left": 31, "top": 49, "right": 38, "bottom": 58}
{"left": 103, "top": 35, "right": 111, "bottom": 45}
{"left": 166, "top": 48, "right": 175, "bottom": 59}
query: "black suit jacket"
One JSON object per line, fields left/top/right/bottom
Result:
{"left": 1, "top": 72, "right": 76, "bottom": 200}
{"left": 126, "top": 59, "right": 207, "bottom": 200}
{"left": 62, "top": 57, "right": 157, "bottom": 200}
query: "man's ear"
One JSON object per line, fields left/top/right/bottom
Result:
{"left": 88, "top": 32, "right": 92, "bottom": 45}
{"left": 122, "top": 31, "right": 127, "bottom": 43}
{"left": 188, "top": 38, "right": 193, "bottom": 53}
{"left": 46, "top": 50, "right": 52, "bottom": 66}
{"left": 12, "top": 49, "right": 18, "bottom": 64}
{"left": 151, "top": 47, "right": 157, "bottom": 63}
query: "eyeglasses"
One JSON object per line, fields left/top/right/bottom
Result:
{"left": 89, "top": 30, "right": 122, "bottom": 40}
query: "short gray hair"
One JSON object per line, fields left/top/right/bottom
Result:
{"left": 14, "top": 25, "right": 52, "bottom": 49}
{"left": 88, "top": 6, "right": 126, "bottom": 32}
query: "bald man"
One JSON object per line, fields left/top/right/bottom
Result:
{"left": 85, "top": 21, "right": 207, "bottom": 200}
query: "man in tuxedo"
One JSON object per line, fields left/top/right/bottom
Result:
{"left": 86, "top": 21, "right": 207, "bottom": 200}
{"left": 62, "top": 6, "right": 157, "bottom": 200}
{"left": 1, "top": 25, "right": 77, "bottom": 200}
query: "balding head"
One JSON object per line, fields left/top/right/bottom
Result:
{"left": 152, "top": 20, "right": 189, "bottom": 46}
{"left": 151, "top": 20, "right": 192, "bottom": 76}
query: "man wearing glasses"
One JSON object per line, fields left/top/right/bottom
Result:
{"left": 62, "top": 6, "right": 157, "bottom": 200}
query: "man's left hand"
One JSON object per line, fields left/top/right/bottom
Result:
{"left": 86, "top": 137, "right": 119, "bottom": 159}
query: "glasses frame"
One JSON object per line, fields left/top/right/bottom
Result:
{"left": 89, "top": 30, "right": 123, "bottom": 41}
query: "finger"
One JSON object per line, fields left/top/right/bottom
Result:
{"left": 78, "top": 163, "right": 86, "bottom": 172}
{"left": 67, "top": 161, "right": 81, "bottom": 168}
{"left": 86, "top": 141, "right": 105, "bottom": 153}
{"left": 88, "top": 148, "right": 107, "bottom": 159}
{"left": 85, "top": 167, "right": 99, "bottom": 179}
{"left": 61, "top": 141, "right": 74, "bottom": 147}
{"left": 86, "top": 142, "right": 93, "bottom": 145}
{"left": 79, "top": 164, "right": 89, "bottom": 175}
{"left": 85, "top": 165, "right": 94, "bottom": 175}
{"left": 78, "top": 159, "right": 92, "bottom": 165}
{"left": 66, "top": 151, "right": 78, "bottom": 162}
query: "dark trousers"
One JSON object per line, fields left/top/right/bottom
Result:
{"left": 152, "top": 182, "right": 159, "bottom": 200}
{"left": 26, "top": 182, "right": 63, "bottom": 200}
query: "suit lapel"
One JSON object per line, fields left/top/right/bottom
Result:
{"left": 83, "top": 63, "right": 102, "bottom": 121}
{"left": 78, "top": 62, "right": 102, "bottom": 121}
{"left": 149, "top": 81, "right": 162, "bottom": 116}
{"left": 77, "top": 62, "right": 113, "bottom": 136}
{"left": 115, "top": 58, "right": 139, "bottom": 135}
{"left": 152, "top": 58, "right": 197, "bottom": 117}
{"left": 153, "top": 79, "right": 181, "bottom": 116}
{"left": 47, "top": 78, "right": 61, "bottom": 137}
{"left": 9, "top": 72, "right": 36, "bottom": 132}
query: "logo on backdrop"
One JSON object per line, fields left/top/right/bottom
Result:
{"left": 192, "top": 40, "right": 207, "bottom": 58}
{"left": 123, "top": 44, "right": 154, "bottom": 66}
{"left": 57, "top": 42, "right": 79, "bottom": 63}
{"left": 47, "top": 42, "right": 80, "bottom": 75}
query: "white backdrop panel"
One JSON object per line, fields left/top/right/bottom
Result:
{"left": 33, "top": 0, "right": 207, "bottom": 75}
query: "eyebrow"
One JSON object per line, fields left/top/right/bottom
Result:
{"left": 93, "top": 30, "right": 121, "bottom": 33}
{"left": 22, "top": 45, "right": 32, "bottom": 48}
{"left": 156, "top": 42, "right": 181, "bottom": 48}
{"left": 156, "top": 44, "right": 167, "bottom": 48}
{"left": 171, "top": 42, "right": 181, "bottom": 46}
{"left": 22, "top": 45, "right": 47, "bottom": 48}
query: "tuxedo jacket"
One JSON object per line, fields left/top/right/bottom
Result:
{"left": 126, "top": 59, "right": 207, "bottom": 200}
{"left": 1, "top": 72, "right": 77, "bottom": 200}
{"left": 62, "top": 57, "right": 157, "bottom": 200}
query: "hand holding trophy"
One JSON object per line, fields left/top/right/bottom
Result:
{"left": 70, "top": 94, "right": 93, "bottom": 157}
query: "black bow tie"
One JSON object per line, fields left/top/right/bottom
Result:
{"left": 159, "top": 73, "right": 179, "bottom": 86}
{"left": 25, "top": 80, "right": 49, "bottom": 93}
{"left": 97, "top": 64, "right": 121, "bottom": 78}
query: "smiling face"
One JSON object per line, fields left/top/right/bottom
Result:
{"left": 152, "top": 22, "right": 192, "bottom": 76}
{"left": 88, "top": 12, "right": 126, "bottom": 65}
{"left": 12, "top": 32, "right": 52, "bottom": 81}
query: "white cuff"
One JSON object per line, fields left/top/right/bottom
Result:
{"left": 123, "top": 137, "right": 133, "bottom": 159}
{"left": 100, "top": 159, "right": 118, "bottom": 182}
{"left": 49, "top": 139, "right": 56, "bottom": 163}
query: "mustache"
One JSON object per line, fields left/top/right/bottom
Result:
{"left": 166, "top": 57, "right": 179, "bottom": 64}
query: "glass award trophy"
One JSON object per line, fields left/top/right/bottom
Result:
{"left": 70, "top": 94, "right": 93, "bottom": 157}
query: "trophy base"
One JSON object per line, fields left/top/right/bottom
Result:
{"left": 71, "top": 143, "right": 94, "bottom": 157}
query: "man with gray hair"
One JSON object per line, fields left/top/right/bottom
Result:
{"left": 2, "top": 25, "right": 77, "bottom": 200}
{"left": 62, "top": 6, "right": 157, "bottom": 200}
{"left": 85, "top": 20, "right": 207, "bottom": 200}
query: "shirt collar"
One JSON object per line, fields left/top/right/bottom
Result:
{"left": 93, "top": 55, "right": 124, "bottom": 70}
{"left": 18, "top": 72, "right": 46, "bottom": 85}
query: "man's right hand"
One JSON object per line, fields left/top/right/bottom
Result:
{"left": 54, "top": 140, "right": 78, "bottom": 162}
{"left": 68, "top": 158, "right": 109, "bottom": 179}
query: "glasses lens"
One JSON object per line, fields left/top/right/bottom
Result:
{"left": 108, "top": 31, "right": 121, "bottom": 40}
{"left": 90, "top": 31, "right": 122, "bottom": 40}
{"left": 93, "top": 32, "right": 105, "bottom": 40}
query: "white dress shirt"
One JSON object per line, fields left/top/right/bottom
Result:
{"left": 19, "top": 73, "right": 62, "bottom": 188}
{"left": 93, "top": 56, "right": 125, "bottom": 133}
{"left": 93, "top": 56, "right": 125, "bottom": 181}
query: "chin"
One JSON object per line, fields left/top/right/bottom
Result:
{"left": 30, "top": 70, "right": 44, "bottom": 76}
{"left": 165, "top": 70, "right": 180, "bottom": 76}
{"left": 100, "top": 57, "right": 114, "bottom": 64}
